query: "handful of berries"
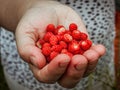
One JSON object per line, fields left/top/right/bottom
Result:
{"left": 36, "top": 23, "right": 92, "bottom": 62}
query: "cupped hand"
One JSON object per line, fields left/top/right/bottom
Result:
{"left": 15, "top": 1, "right": 106, "bottom": 88}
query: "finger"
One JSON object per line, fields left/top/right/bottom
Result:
{"left": 58, "top": 55, "right": 88, "bottom": 88}
{"left": 91, "top": 44, "right": 106, "bottom": 56}
{"left": 30, "top": 54, "right": 70, "bottom": 83}
{"left": 83, "top": 46, "right": 100, "bottom": 76}
{"left": 15, "top": 28, "right": 46, "bottom": 69}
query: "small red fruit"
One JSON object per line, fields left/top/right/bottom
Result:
{"left": 61, "top": 49, "right": 68, "bottom": 53}
{"left": 68, "top": 40, "right": 80, "bottom": 54}
{"left": 79, "top": 48, "right": 85, "bottom": 55}
{"left": 43, "top": 32, "right": 53, "bottom": 42}
{"left": 57, "top": 26, "right": 66, "bottom": 35}
{"left": 49, "top": 35, "right": 58, "bottom": 45}
{"left": 72, "top": 30, "right": 81, "bottom": 40}
{"left": 46, "top": 24, "right": 55, "bottom": 32}
{"left": 38, "top": 39, "right": 45, "bottom": 45}
{"left": 42, "top": 47, "right": 51, "bottom": 56}
{"left": 59, "top": 41, "right": 67, "bottom": 49}
{"left": 80, "top": 32, "right": 88, "bottom": 40}
{"left": 63, "top": 33, "right": 73, "bottom": 43}
{"left": 79, "top": 40, "right": 92, "bottom": 51}
{"left": 42, "top": 42, "right": 51, "bottom": 48}
{"left": 51, "top": 45, "right": 62, "bottom": 52}
{"left": 50, "top": 51, "right": 59, "bottom": 60}
{"left": 56, "top": 35, "right": 63, "bottom": 41}
{"left": 36, "top": 23, "right": 93, "bottom": 62}
{"left": 69, "top": 23, "right": 78, "bottom": 31}
{"left": 86, "top": 39, "right": 92, "bottom": 46}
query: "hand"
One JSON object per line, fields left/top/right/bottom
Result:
{"left": 15, "top": 1, "right": 106, "bottom": 88}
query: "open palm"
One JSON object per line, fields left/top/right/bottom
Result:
{"left": 15, "top": 1, "right": 106, "bottom": 88}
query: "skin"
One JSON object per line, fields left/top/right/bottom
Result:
{"left": 0, "top": 0, "right": 106, "bottom": 88}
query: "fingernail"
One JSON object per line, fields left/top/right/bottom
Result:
{"left": 59, "top": 59, "right": 70, "bottom": 67}
{"left": 75, "top": 63, "right": 85, "bottom": 71}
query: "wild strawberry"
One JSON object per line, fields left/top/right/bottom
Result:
{"left": 36, "top": 23, "right": 93, "bottom": 62}
{"left": 79, "top": 48, "right": 85, "bottom": 55}
{"left": 80, "top": 32, "right": 88, "bottom": 40}
{"left": 50, "top": 51, "right": 59, "bottom": 60}
{"left": 42, "top": 42, "right": 51, "bottom": 48}
{"left": 61, "top": 49, "right": 68, "bottom": 53}
{"left": 56, "top": 35, "right": 63, "bottom": 41}
{"left": 86, "top": 39, "right": 92, "bottom": 46}
{"left": 79, "top": 40, "right": 92, "bottom": 51}
{"left": 49, "top": 35, "right": 59, "bottom": 45}
{"left": 51, "top": 45, "right": 62, "bottom": 52}
{"left": 42, "top": 47, "right": 51, "bottom": 56}
{"left": 72, "top": 30, "right": 81, "bottom": 40}
{"left": 57, "top": 26, "right": 66, "bottom": 35}
{"left": 63, "top": 33, "right": 73, "bottom": 43}
{"left": 43, "top": 32, "right": 53, "bottom": 42}
{"left": 68, "top": 40, "right": 80, "bottom": 54}
{"left": 59, "top": 41, "right": 67, "bottom": 49}
{"left": 38, "top": 39, "right": 45, "bottom": 45}
{"left": 54, "top": 25, "right": 64, "bottom": 35}
{"left": 69, "top": 23, "right": 78, "bottom": 31}
{"left": 65, "top": 30, "right": 71, "bottom": 35}
{"left": 46, "top": 24, "right": 55, "bottom": 33}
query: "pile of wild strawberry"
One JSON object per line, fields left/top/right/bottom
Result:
{"left": 36, "top": 23, "right": 92, "bottom": 62}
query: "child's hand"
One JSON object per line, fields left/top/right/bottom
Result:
{"left": 15, "top": 1, "right": 106, "bottom": 88}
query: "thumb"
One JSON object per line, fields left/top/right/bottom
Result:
{"left": 15, "top": 27, "right": 46, "bottom": 69}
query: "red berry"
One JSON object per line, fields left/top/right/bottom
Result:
{"left": 57, "top": 26, "right": 66, "bottom": 35}
{"left": 79, "top": 40, "right": 92, "bottom": 51}
{"left": 49, "top": 35, "right": 58, "bottom": 45}
{"left": 61, "top": 49, "right": 68, "bottom": 53}
{"left": 51, "top": 45, "right": 62, "bottom": 52}
{"left": 68, "top": 40, "right": 80, "bottom": 54}
{"left": 80, "top": 32, "right": 88, "bottom": 40}
{"left": 69, "top": 23, "right": 78, "bottom": 31}
{"left": 56, "top": 35, "right": 63, "bottom": 41}
{"left": 42, "top": 47, "right": 51, "bottom": 56}
{"left": 72, "top": 30, "right": 81, "bottom": 40}
{"left": 87, "top": 39, "right": 92, "bottom": 46}
{"left": 50, "top": 51, "right": 59, "bottom": 60}
{"left": 39, "top": 39, "right": 45, "bottom": 45}
{"left": 79, "top": 48, "right": 85, "bottom": 55}
{"left": 46, "top": 24, "right": 55, "bottom": 32}
{"left": 65, "top": 30, "right": 71, "bottom": 35}
{"left": 59, "top": 41, "right": 67, "bottom": 49}
{"left": 63, "top": 33, "right": 73, "bottom": 43}
{"left": 43, "top": 32, "right": 53, "bottom": 42}
{"left": 42, "top": 42, "right": 51, "bottom": 48}
{"left": 36, "top": 23, "right": 93, "bottom": 62}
